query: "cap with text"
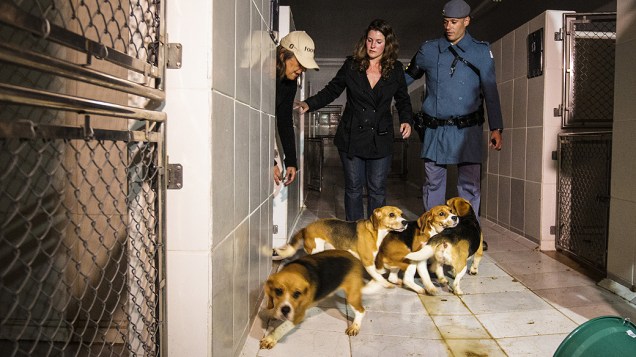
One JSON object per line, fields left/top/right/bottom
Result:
{"left": 280, "top": 31, "right": 319, "bottom": 70}
{"left": 443, "top": 0, "right": 471, "bottom": 18}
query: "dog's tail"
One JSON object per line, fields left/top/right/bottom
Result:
{"left": 272, "top": 229, "right": 304, "bottom": 260}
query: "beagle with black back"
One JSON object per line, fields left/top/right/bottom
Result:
{"left": 273, "top": 206, "right": 408, "bottom": 288}
{"left": 408, "top": 197, "right": 484, "bottom": 295}
{"left": 260, "top": 250, "right": 366, "bottom": 349}
{"left": 375, "top": 205, "right": 458, "bottom": 294}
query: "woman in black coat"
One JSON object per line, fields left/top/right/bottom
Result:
{"left": 299, "top": 19, "right": 413, "bottom": 221}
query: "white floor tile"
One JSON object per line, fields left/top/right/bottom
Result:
{"left": 498, "top": 334, "right": 569, "bottom": 356}
{"left": 351, "top": 335, "right": 452, "bottom": 356}
{"left": 476, "top": 309, "right": 578, "bottom": 338}
{"left": 431, "top": 315, "right": 492, "bottom": 339}
{"left": 458, "top": 275, "right": 528, "bottom": 294}
{"left": 445, "top": 339, "right": 507, "bottom": 356}
{"left": 257, "top": 329, "right": 351, "bottom": 357}
{"left": 357, "top": 311, "right": 441, "bottom": 339}
{"left": 461, "top": 290, "right": 553, "bottom": 314}
{"left": 420, "top": 294, "right": 473, "bottom": 316}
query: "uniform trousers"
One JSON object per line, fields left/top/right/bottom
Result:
{"left": 422, "top": 159, "right": 481, "bottom": 217}
{"left": 339, "top": 152, "right": 392, "bottom": 221}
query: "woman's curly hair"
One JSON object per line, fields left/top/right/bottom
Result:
{"left": 352, "top": 19, "right": 399, "bottom": 78}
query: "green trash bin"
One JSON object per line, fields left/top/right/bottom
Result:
{"left": 554, "top": 316, "right": 636, "bottom": 357}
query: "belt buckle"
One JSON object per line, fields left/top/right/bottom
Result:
{"left": 446, "top": 119, "right": 454, "bottom": 126}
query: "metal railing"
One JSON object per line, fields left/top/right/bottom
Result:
{"left": 0, "top": 1, "right": 167, "bottom": 356}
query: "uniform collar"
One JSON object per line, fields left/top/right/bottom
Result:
{"left": 438, "top": 31, "right": 473, "bottom": 53}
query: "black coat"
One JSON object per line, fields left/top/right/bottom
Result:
{"left": 305, "top": 57, "right": 413, "bottom": 159}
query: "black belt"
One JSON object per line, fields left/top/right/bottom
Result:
{"left": 416, "top": 111, "right": 484, "bottom": 129}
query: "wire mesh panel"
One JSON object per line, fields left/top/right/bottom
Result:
{"left": 562, "top": 13, "right": 616, "bottom": 129}
{"left": 0, "top": 1, "right": 166, "bottom": 356}
{"left": 556, "top": 132, "right": 612, "bottom": 272}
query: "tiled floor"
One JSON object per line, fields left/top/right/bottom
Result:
{"left": 240, "top": 154, "right": 636, "bottom": 357}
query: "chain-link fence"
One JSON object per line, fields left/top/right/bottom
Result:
{"left": 562, "top": 13, "right": 616, "bottom": 129}
{"left": 0, "top": 1, "right": 166, "bottom": 356}
{"left": 556, "top": 132, "right": 612, "bottom": 273}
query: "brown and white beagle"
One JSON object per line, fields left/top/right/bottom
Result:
{"left": 260, "top": 250, "right": 366, "bottom": 349}
{"left": 408, "top": 197, "right": 485, "bottom": 295}
{"left": 273, "top": 206, "right": 408, "bottom": 288}
{"left": 375, "top": 204, "right": 458, "bottom": 294}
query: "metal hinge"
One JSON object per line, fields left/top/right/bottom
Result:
{"left": 554, "top": 28, "right": 563, "bottom": 41}
{"left": 166, "top": 43, "right": 183, "bottom": 69}
{"left": 554, "top": 104, "right": 563, "bottom": 117}
{"left": 167, "top": 163, "right": 183, "bottom": 189}
{"left": 550, "top": 226, "right": 556, "bottom": 235}
{"left": 551, "top": 151, "right": 558, "bottom": 160}
{"left": 273, "top": 225, "right": 279, "bottom": 234}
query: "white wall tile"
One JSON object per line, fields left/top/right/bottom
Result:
{"left": 611, "top": 120, "right": 636, "bottom": 202}
{"left": 544, "top": 11, "right": 573, "bottom": 71}
{"left": 165, "top": 89, "right": 212, "bottom": 252}
{"left": 235, "top": 102, "right": 250, "bottom": 225}
{"left": 513, "top": 23, "right": 529, "bottom": 79}
{"left": 233, "top": 221, "right": 250, "bottom": 354}
{"left": 167, "top": 251, "right": 210, "bottom": 356}
{"left": 510, "top": 127, "right": 526, "bottom": 180}
{"left": 250, "top": 3, "right": 263, "bottom": 109}
{"left": 236, "top": 0, "right": 252, "bottom": 103}
{"left": 607, "top": 198, "right": 636, "bottom": 283}
{"left": 165, "top": 0, "right": 212, "bottom": 90}
{"left": 540, "top": 182, "right": 557, "bottom": 249}
{"left": 526, "top": 75, "right": 544, "bottom": 127}
{"left": 249, "top": 108, "right": 262, "bottom": 211}
{"left": 213, "top": 0, "right": 237, "bottom": 96}
{"left": 614, "top": 40, "right": 636, "bottom": 122}
{"left": 499, "top": 81, "right": 514, "bottom": 131}
{"left": 525, "top": 127, "right": 542, "bottom": 183}
{"left": 524, "top": 182, "right": 541, "bottom": 242}
{"left": 212, "top": 234, "right": 235, "bottom": 357}
{"left": 512, "top": 78, "right": 527, "bottom": 128}
{"left": 212, "top": 92, "right": 236, "bottom": 247}
{"left": 617, "top": 0, "right": 636, "bottom": 43}
{"left": 501, "top": 32, "right": 515, "bottom": 82}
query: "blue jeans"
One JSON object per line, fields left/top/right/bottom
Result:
{"left": 422, "top": 160, "right": 481, "bottom": 216}
{"left": 339, "top": 152, "right": 393, "bottom": 221}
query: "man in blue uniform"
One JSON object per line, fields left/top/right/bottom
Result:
{"left": 405, "top": 0, "right": 503, "bottom": 218}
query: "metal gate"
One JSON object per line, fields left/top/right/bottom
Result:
{"left": 0, "top": 1, "right": 167, "bottom": 356}
{"left": 560, "top": 12, "right": 616, "bottom": 129}
{"left": 556, "top": 132, "right": 612, "bottom": 273}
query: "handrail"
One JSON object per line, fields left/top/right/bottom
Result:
{"left": 0, "top": 83, "right": 166, "bottom": 122}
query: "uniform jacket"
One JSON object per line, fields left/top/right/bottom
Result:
{"left": 305, "top": 57, "right": 413, "bottom": 159}
{"left": 406, "top": 32, "right": 503, "bottom": 164}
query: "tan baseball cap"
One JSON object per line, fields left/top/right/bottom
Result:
{"left": 280, "top": 31, "right": 319, "bottom": 70}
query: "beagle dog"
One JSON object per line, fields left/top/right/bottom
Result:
{"left": 408, "top": 197, "right": 485, "bottom": 295}
{"left": 260, "top": 250, "right": 366, "bottom": 349}
{"left": 375, "top": 205, "right": 458, "bottom": 294}
{"left": 273, "top": 206, "right": 408, "bottom": 288}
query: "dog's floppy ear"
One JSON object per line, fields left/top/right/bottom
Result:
{"left": 449, "top": 198, "right": 472, "bottom": 216}
{"left": 264, "top": 279, "right": 275, "bottom": 309}
{"left": 371, "top": 207, "right": 383, "bottom": 228}
{"left": 418, "top": 211, "right": 432, "bottom": 233}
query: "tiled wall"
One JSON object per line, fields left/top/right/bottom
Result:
{"left": 165, "top": 0, "right": 276, "bottom": 356}
{"left": 483, "top": 11, "right": 570, "bottom": 249}
{"left": 607, "top": 0, "right": 636, "bottom": 290}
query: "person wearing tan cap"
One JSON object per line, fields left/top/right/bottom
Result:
{"left": 298, "top": 19, "right": 413, "bottom": 221}
{"left": 274, "top": 31, "right": 319, "bottom": 186}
